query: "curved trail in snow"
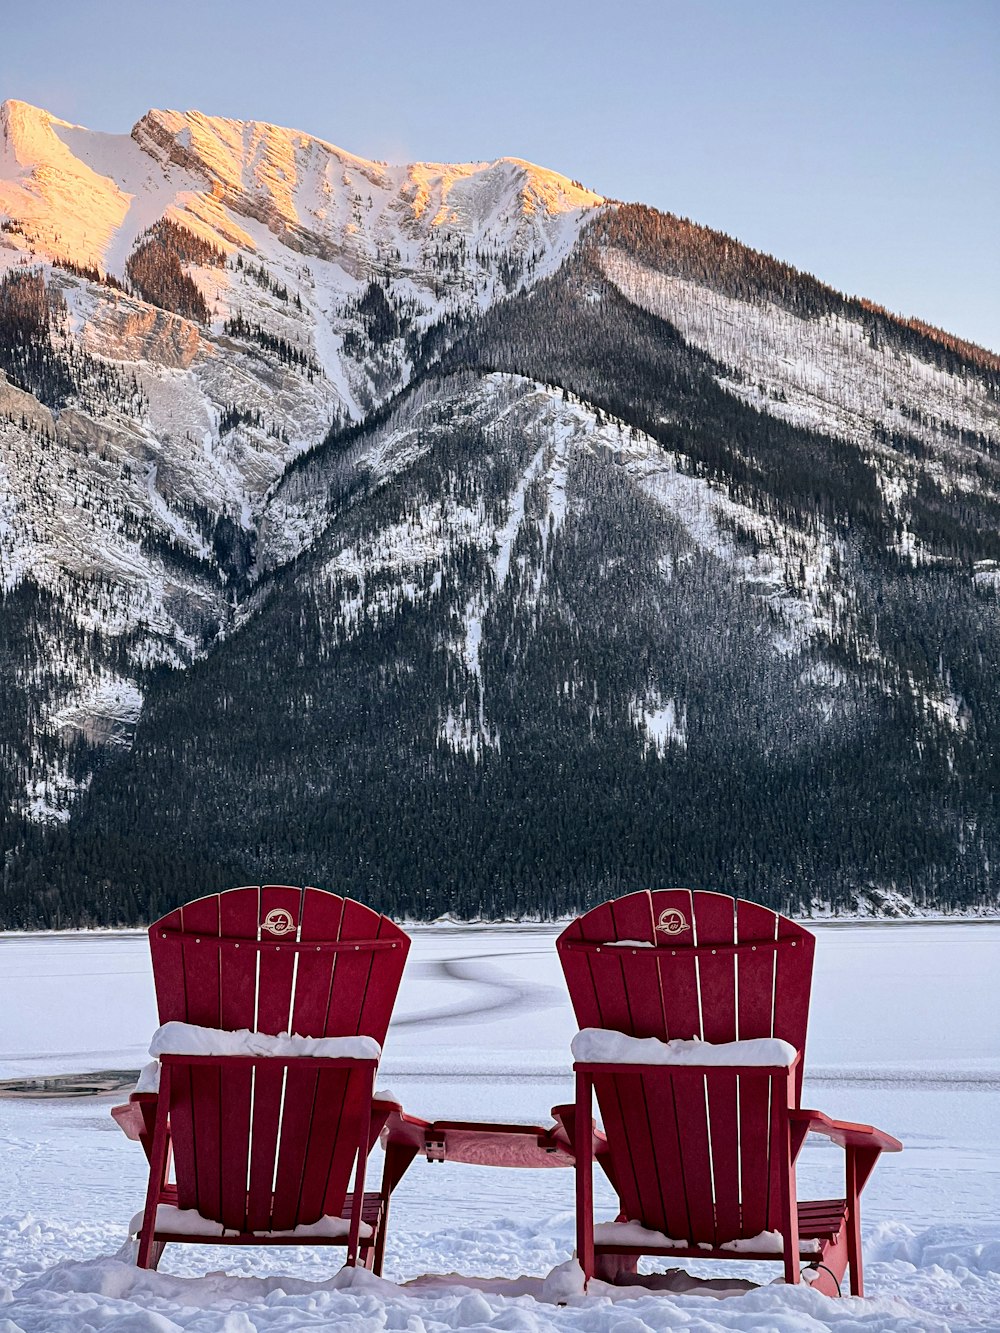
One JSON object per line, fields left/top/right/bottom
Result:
{"left": 391, "top": 950, "right": 565, "bottom": 1029}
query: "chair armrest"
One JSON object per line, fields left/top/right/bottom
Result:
{"left": 380, "top": 1107, "right": 430, "bottom": 1151}
{"left": 111, "top": 1092, "right": 161, "bottom": 1164}
{"left": 790, "top": 1108, "right": 902, "bottom": 1153}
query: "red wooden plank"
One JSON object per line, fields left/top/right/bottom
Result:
{"left": 600, "top": 1071, "right": 666, "bottom": 1230}
{"left": 641, "top": 1068, "right": 694, "bottom": 1240}
{"left": 269, "top": 1064, "right": 320, "bottom": 1230}
{"left": 648, "top": 889, "right": 700, "bottom": 1039}
{"left": 297, "top": 1068, "right": 350, "bottom": 1222}
{"left": 219, "top": 887, "right": 260, "bottom": 1032}
{"left": 773, "top": 920, "right": 815, "bottom": 1101}
{"left": 149, "top": 906, "right": 185, "bottom": 1023}
{"left": 245, "top": 1061, "right": 285, "bottom": 1237}
{"left": 256, "top": 885, "right": 301, "bottom": 1035}
{"left": 355, "top": 912, "right": 410, "bottom": 1046}
{"left": 771, "top": 1071, "right": 798, "bottom": 1274}
{"left": 190, "top": 1063, "right": 222, "bottom": 1223}
{"left": 692, "top": 893, "right": 737, "bottom": 1044}
{"left": 323, "top": 899, "right": 388, "bottom": 1037}
{"left": 668, "top": 1068, "right": 715, "bottom": 1243}
{"left": 654, "top": 950, "right": 701, "bottom": 1041}
{"left": 167, "top": 1063, "right": 198, "bottom": 1211}
{"left": 735, "top": 900, "right": 779, "bottom": 1040}
{"left": 219, "top": 1063, "right": 253, "bottom": 1231}
{"left": 323, "top": 1065, "right": 374, "bottom": 1220}
{"left": 591, "top": 1071, "right": 643, "bottom": 1225}
{"left": 578, "top": 900, "right": 635, "bottom": 1032}
{"left": 705, "top": 1069, "right": 741, "bottom": 1243}
{"left": 179, "top": 893, "right": 221, "bottom": 1026}
{"left": 606, "top": 893, "right": 667, "bottom": 1038}
{"left": 737, "top": 1069, "right": 773, "bottom": 1236}
{"left": 557, "top": 913, "right": 604, "bottom": 1030}
{"left": 245, "top": 1062, "right": 285, "bottom": 1232}
{"left": 291, "top": 889, "right": 345, "bottom": 1037}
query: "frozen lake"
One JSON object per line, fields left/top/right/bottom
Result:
{"left": 1, "top": 919, "right": 999, "bottom": 1331}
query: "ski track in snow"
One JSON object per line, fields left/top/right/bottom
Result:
{"left": 1, "top": 922, "right": 998, "bottom": 1330}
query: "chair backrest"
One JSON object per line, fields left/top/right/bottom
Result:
{"left": 149, "top": 884, "right": 410, "bottom": 1045}
{"left": 582, "top": 1062, "right": 797, "bottom": 1246}
{"left": 559, "top": 890, "right": 816, "bottom": 1246}
{"left": 557, "top": 889, "right": 815, "bottom": 1073}
{"left": 162, "top": 1053, "right": 377, "bottom": 1233}
{"left": 147, "top": 885, "right": 410, "bottom": 1233}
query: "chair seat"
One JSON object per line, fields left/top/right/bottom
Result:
{"left": 145, "top": 1184, "right": 384, "bottom": 1245}
{"left": 594, "top": 1198, "right": 850, "bottom": 1258}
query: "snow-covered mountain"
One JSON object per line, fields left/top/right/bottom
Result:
{"left": 1, "top": 101, "right": 998, "bottom": 925}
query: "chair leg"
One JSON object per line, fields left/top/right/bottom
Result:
{"left": 136, "top": 1072, "right": 172, "bottom": 1270}
{"left": 575, "top": 1071, "right": 595, "bottom": 1286}
{"left": 846, "top": 1147, "right": 864, "bottom": 1296}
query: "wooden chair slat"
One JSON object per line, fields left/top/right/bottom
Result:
{"left": 705, "top": 1070, "right": 741, "bottom": 1242}
{"left": 168, "top": 1066, "right": 198, "bottom": 1211}
{"left": 150, "top": 907, "right": 185, "bottom": 1022}
{"left": 773, "top": 923, "right": 815, "bottom": 1102}
{"left": 356, "top": 914, "right": 410, "bottom": 1046}
{"left": 606, "top": 893, "right": 668, "bottom": 1038}
{"left": 737, "top": 1063, "right": 773, "bottom": 1236}
{"left": 219, "top": 1064, "right": 253, "bottom": 1231}
{"left": 641, "top": 1069, "right": 694, "bottom": 1240}
{"left": 670, "top": 1071, "right": 715, "bottom": 1242}
{"left": 324, "top": 899, "right": 390, "bottom": 1038}
{"left": 219, "top": 888, "right": 261, "bottom": 1031}
{"left": 290, "top": 889, "right": 345, "bottom": 1037}
{"left": 592, "top": 1072, "right": 645, "bottom": 1226}
{"left": 245, "top": 1062, "right": 285, "bottom": 1233}
{"left": 692, "top": 893, "right": 737, "bottom": 1044}
{"left": 256, "top": 886, "right": 301, "bottom": 1035}
{"left": 179, "top": 894, "right": 221, "bottom": 1026}
{"left": 323, "top": 1066, "right": 372, "bottom": 1218}
{"left": 190, "top": 1065, "right": 222, "bottom": 1223}
{"left": 269, "top": 1064, "right": 320, "bottom": 1231}
{"left": 735, "top": 899, "right": 779, "bottom": 1040}
{"left": 298, "top": 1068, "right": 350, "bottom": 1222}
{"left": 654, "top": 951, "right": 701, "bottom": 1040}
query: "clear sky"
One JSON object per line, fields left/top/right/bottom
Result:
{"left": 5, "top": 0, "right": 998, "bottom": 350}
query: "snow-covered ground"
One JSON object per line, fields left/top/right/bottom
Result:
{"left": 1, "top": 921, "right": 998, "bottom": 1330}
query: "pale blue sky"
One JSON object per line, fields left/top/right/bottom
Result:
{"left": 5, "top": 0, "right": 998, "bottom": 350}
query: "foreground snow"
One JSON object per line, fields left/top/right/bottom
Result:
{"left": 3, "top": 1210, "right": 999, "bottom": 1332}
{"left": 1, "top": 922, "right": 998, "bottom": 1329}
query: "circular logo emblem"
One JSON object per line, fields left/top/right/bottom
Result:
{"left": 262, "top": 908, "right": 296, "bottom": 936}
{"left": 656, "top": 907, "right": 690, "bottom": 936}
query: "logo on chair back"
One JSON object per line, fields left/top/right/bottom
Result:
{"left": 262, "top": 908, "right": 296, "bottom": 937}
{"left": 655, "top": 907, "right": 690, "bottom": 937}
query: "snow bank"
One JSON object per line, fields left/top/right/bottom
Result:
{"left": 572, "top": 1028, "right": 798, "bottom": 1067}
{"left": 5, "top": 1216, "right": 998, "bottom": 1332}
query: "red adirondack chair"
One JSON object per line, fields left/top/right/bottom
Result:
{"left": 111, "top": 885, "right": 409, "bottom": 1272}
{"left": 559, "top": 889, "right": 901, "bottom": 1297}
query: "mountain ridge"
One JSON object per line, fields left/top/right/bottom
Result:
{"left": 1, "top": 102, "right": 998, "bottom": 925}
